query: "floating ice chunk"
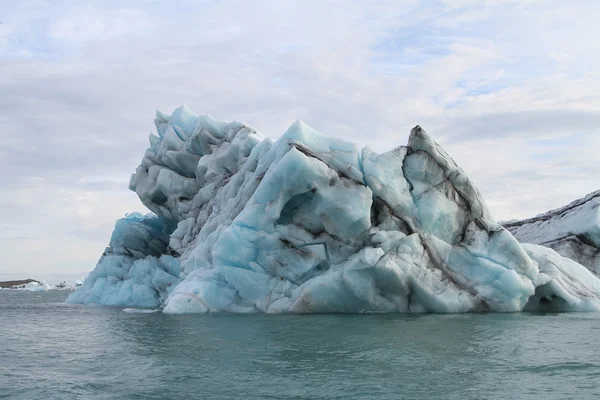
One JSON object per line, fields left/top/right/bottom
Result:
{"left": 21, "top": 281, "right": 53, "bottom": 291}
{"left": 123, "top": 308, "right": 159, "bottom": 314}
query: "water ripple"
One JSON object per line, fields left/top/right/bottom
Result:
{"left": 1, "top": 291, "right": 600, "bottom": 399}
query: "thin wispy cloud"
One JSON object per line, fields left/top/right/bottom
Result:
{"left": 1, "top": 0, "right": 598, "bottom": 281}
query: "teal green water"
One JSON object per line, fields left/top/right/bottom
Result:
{"left": 1, "top": 291, "right": 599, "bottom": 399}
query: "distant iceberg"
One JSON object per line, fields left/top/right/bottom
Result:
{"left": 68, "top": 106, "right": 600, "bottom": 313}
{"left": 504, "top": 191, "right": 600, "bottom": 277}
{"left": 13, "top": 281, "right": 53, "bottom": 292}
{"left": 2, "top": 279, "right": 83, "bottom": 291}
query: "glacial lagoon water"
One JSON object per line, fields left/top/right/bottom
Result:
{"left": 1, "top": 291, "right": 599, "bottom": 399}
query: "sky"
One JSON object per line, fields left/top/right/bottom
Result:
{"left": 1, "top": 0, "right": 599, "bottom": 282}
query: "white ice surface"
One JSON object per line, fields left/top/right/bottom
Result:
{"left": 14, "top": 281, "right": 53, "bottom": 291}
{"left": 505, "top": 191, "right": 600, "bottom": 275}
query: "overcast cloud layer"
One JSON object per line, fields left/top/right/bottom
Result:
{"left": 1, "top": 0, "right": 599, "bottom": 282}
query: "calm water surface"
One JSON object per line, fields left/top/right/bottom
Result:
{"left": 1, "top": 291, "right": 599, "bottom": 399}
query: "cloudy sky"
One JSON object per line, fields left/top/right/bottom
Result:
{"left": 1, "top": 0, "right": 599, "bottom": 282}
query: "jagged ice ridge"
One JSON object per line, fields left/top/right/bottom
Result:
{"left": 68, "top": 106, "right": 600, "bottom": 313}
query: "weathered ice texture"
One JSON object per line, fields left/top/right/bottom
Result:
{"left": 504, "top": 191, "right": 600, "bottom": 276}
{"left": 68, "top": 106, "right": 600, "bottom": 313}
{"left": 68, "top": 213, "right": 180, "bottom": 307}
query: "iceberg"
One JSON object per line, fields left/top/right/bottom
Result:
{"left": 0, "top": 279, "right": 83, "bottom": 291}
{"left": 504, "top": 191, "right": 600, "bottom": 276}
{"left": 68, "top": 106, "right": 600, "bottom": 313}
{"left": 10, "top": 281, "right": 54, "bottom": 292}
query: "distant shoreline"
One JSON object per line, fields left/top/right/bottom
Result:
{"left": 0, "top": 279, "right": 40, "bottom": 288}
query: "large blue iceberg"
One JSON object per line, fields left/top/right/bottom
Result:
{"left": 68, "top": 106, "right": 600, "bottom": 313}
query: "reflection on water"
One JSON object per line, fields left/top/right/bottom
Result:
{"left": 1, "top": 291, "right": 599, "bottom": 399}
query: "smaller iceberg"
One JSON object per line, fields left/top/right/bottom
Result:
{"left": 14, "top": 281, "right": 53, "bottom": 292}
{"left": 0, "top": 279, "right": 83, "bottom": 291}
{"left": 54, "top": 279, "right": 84, "bottom": 291}
{"left": 505, "top": 191, "right": 600, "bottom": 276}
